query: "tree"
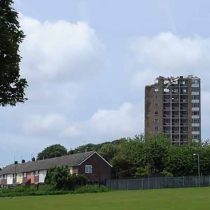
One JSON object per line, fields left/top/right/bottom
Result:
{"left": 144, "top": 134, "right": 170, "bottom": 175}
{"left": 112, "top": 154, "right": 132, "bottom": 178}
{"left": 45, "top": 166, "right": 69, "bottom": 189}
{"left": 37, "top": 144, "right": 68, "bottom": 160}
{"left": 45, "top": 166, "right": 87, "bottom": 190}
{"left": 165, "top": 145, "right": 196, "bottom": 176}
{"left": 98, "top": 143, "right": 119, "bottom": 162}
{"left": 0, "top": 0, "right": 27, "bottom": 106}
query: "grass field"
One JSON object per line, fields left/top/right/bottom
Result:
{"left": 1, "top": 187, "right": 210, "bottom": 210}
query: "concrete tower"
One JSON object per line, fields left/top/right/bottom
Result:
{"left": 145, "top": 76, "right": 201, "bottom": 144}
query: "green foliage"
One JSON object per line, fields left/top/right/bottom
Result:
{"left": 70, "top": 138, "right": 127, "bottom": 154}
{"left": 37, "top": 144, "right": 67, "bottom": 160}
{"left": 134, "top": 166, "right": 150, "bottom": 177}
{"left": 160, "top": 170, "right": 173, "bottom": 177}
{"left": 45, "top": 166, "right": 69, "bottom": 189}
{"left": 112, "top": 154, "right": 132, "bottom": 178}
{"left": 74, "top": 185, "right": 110, "bottom": 193}
{"left": 0, "top": 185, "right": 69, "bottom": 197}
{"left": 165, "top": 145, "right": 196, "bottom": 176}
{"left": 98, "top": 143, "right": 119, "bottom": 162}
{"left": 144, "top": 134, "right": 170, "bottom": 175}
{"left": 0, "top": 0, "right": 27, "bottom": 106}
{"left": 45, "top": 166, "right": 87, "bottom": 190}
{"left": 37, "top": 134, "right": 210, "bottom": 179}
{"left": 0, "top": 184, "right": 109, "bottom": 197}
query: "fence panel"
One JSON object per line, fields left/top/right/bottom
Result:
{"left": 106, "top": 176, "right": 210, "bottom": 190}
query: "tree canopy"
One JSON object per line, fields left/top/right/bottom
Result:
{"left": 37, "top": 144, "right": 68, "bottom": 160}
{"left": 36, "top": 135, "right": 210, "bottom": 178}
{"left": 0, "top": 0, "right": 27, "bottom": 106}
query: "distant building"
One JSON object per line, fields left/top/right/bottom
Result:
{"left": 0, "top": 151, "right": 112, "bottom": 187}
{"left": 145, "top": 75, "right": 201, "bottom": 144}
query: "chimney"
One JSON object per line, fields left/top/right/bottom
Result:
{"left": 32, "top": 157, "right": 36, "bottom": 162}
{"left": 22, "top": 159, "right": 25, "bottom": 163}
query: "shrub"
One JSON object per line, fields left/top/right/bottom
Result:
{"left": 74, "top": 185, "right": 110, "bottom": 194}
{"left": 45, "top": 166, "right": 87, "bottom": 190}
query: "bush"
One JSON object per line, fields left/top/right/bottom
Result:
{"left": 0, "top": 184, "right": 69, "bottom": 197}
{"left": 67, "top": 175, "right": 87, "bottom": 190}
{"left": 45, "top": 166, "right": 87, "bottom": 190}
{"left": 74, "top": 185, "right": 110, "bottom": 194}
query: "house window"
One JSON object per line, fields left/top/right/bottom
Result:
{"left": 85, "top": 165, "right": 93, "bottom": 174}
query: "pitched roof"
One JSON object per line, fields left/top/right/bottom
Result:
{"left": 0, "top": 151, "right": 96, "bottom": 175}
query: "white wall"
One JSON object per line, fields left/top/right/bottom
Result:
{"left": 39, "top": 170, "right": 47, "bottom": 183}
{"left": 7, "top": 174, "right": 13, "bottom": 185}
{"left": 16, "top": 173, "right": 23, "bottom": 184}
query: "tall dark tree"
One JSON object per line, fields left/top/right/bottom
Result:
{"left": 37, "top": 144, "right": 68, "bottom": 160}
{"left": 0, "top": 0, "right": 27, "bottom": 106}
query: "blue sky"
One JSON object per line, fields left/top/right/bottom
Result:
{"left": 1, "top": 0, "right": 210, "bottom": 166}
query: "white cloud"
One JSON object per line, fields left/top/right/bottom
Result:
{"left": 21, "top": 102, "right": 142, "bottom": 148}
{"left": 19, "top": 15, "right": 106, "bottom": 82}
{"left": 130, "top": 32, "right": 210, "bottom": 89}
{"left": 62, "top": 102, "right": 142, "bottom": 143}
{"left": 23, "top": 114, "right": 67, "bottom": 135}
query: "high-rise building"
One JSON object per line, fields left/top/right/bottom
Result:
{"left": 145, "top": 76, "right": 201, "bottom": 145}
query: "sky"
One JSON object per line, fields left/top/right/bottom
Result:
{"left": 1, "top": 0, "right": 210, "bottom": 166}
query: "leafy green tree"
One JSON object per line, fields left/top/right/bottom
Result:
{"left": 120, "top": 136, "right": 145, "bottom": 164}
{"left": 134, "top": 166, "right": 150, "bottom": 177}
{"left": 112, "top": 154, "right": 132, "bottom": 178}
{"left": 144, "top": 134, "right": 170, "bottom": 175}
{"left": 98, "top": 143, "right": 119, "bottom": 162}
{"left": 115, "top": 137, "right": 145, "bottom": 177}
{"left": 165, "top": 145, "right": 197, "bottom": 176}
{"left": 45, "top": 166, "right": 87, "bottom": 190}
{"left": 45, "top": 166, "right": 69, "bottom": 189}
{"left": 195, "top": 145, "right": 210, "bottom": 176}
{"left": 69, "top": 143, "right": 100, "bottom": 154}
{"left": 37, "top": 144, "right": 67, "bottom": 160}
{"left": 0, "top": 0, "right": 27, "bottom": 106}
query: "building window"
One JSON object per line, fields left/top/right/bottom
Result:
{"left": 192, "top": 111, "right": 200, "bottom": 115}
{"left": 154, "top": 88, "right": 159, "bottom": 92}
{"left": 192, "top": 79, "right": 199, "bottom": 84}
{"left": 192, "top": 119, "right": 200, "bottom": 123}
{"left": 85, "top": 165, "right": 93, "bottom": 174}
{"left": 192, "top": 135, "right": 199, "bottom": 139}
{"left": 192, "top": 127, "right": 200, "bottom": 131}
{"left": 192, "top": 95, "right": 199, "bottom": 99}
{"left": 154, "top": 118, "right": 158, "bottom": 123}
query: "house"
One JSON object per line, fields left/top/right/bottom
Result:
{"left": 0, "top": 151, "right": 112, "bottom": 187}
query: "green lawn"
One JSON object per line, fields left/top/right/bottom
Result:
{"left": 1, "top": 187, "right": 210, "bottom": 210}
